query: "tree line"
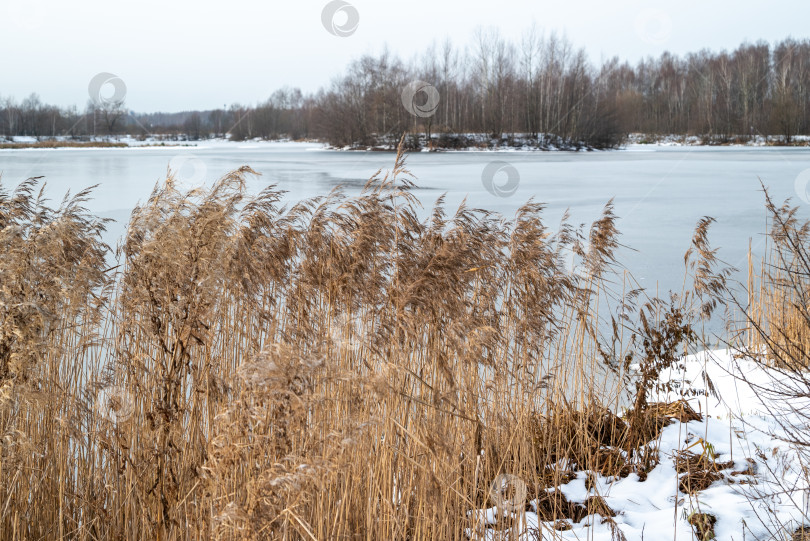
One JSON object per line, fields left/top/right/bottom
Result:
{"left": 2, "top": 30, "right": 810, "bottom": 149}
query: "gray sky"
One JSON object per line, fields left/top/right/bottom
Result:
{"left": 1, "top": 0, "right": 808, "bottom": 112}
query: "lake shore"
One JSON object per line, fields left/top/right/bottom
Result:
{"left": 3, "top": 133, "right": 810, "bottom": 151}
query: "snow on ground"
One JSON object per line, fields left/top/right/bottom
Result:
{"left": 0, "top": 135, "right": 328, "bottom": 150}
{"left": 471, "top": 349, "right": 810, "bottom": 540}
{"left": 5, "top": 133, "right": 808, "bottom": 152}
{"left": 624, "top": 133, "right": 810, "bottom": 149}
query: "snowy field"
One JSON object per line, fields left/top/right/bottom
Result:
{"left": 471, "top": 349, "right": 810, "bottom": 540}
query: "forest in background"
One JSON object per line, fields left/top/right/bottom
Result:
{"left": 2, "top": 30, "right": 810, "bottom": 149}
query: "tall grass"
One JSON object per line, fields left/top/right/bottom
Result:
{"left": 0, "top": 143, "right": 752, "bottom": 540}
{"left": 726, "top": 187, "right": 810, "bottom": 540}
{"left": 743, "top": 189, "right": 810, "bottom": 365}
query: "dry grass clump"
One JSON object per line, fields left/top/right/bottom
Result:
{"left": 674, "top": 451, "right": 733, "bottom": 475}
{"left": 647, "top": 400, "right": 701, "bottom": 423}
{"left": 688, "top": 512, "right": 717, "bottom": 541}
{"left": 678, "top": 470, "right": 723, "bottom": 495}
{"left": 793, "top": 525, "right": 810, "bottom": 541}
{"left": 0, "top": 176, "right": 109, "bottom": 539}
{"left": 532, "top": 491, "right": 615, "bottom": 523}
{"left": 0, "top": 138, "right": 739, "bottom": 539}
{"left": 0, "top": 177, "right": 108, "bottom": 396}
{"left": 675, "top": 449, "right": 734, "bottom": 494}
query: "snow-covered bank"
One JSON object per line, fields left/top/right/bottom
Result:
{"left": 5, "top": 133, "right": 809, "bottom": 153}
{"left": 323, "top": 133, "right": 610, "bottom": 152}
{"left": 471, "top": 349, "right": 810, "bottom": 540}
{"left": 0, "top": 135, "right": 329, "bottom": 151}
{"left": 625, "top": 133, "right": 810, "bottom": 149}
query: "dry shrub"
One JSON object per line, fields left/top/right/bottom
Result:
{"left": 621, "top": 298, "right": 699, "bottom": 447}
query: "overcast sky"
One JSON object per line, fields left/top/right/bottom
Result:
{"left": 2, "top": 0, "right": 808, "bottom": 112}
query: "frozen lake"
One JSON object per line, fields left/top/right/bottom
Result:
{"left": 2, "top": 141, "right": 809, "bottom": 306}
